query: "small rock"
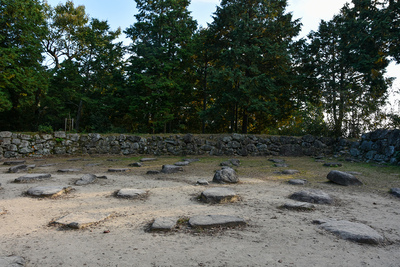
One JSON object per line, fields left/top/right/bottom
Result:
{"left": 196, "top": 179, "right": 209, "bottom": 185}
{"left": 151, "top": 217, "right": 178, "bottom": 231}
{"left": 161, "top": 165, "right": 183, "bottom": 174}
{"left": 288, "top": 179, "right": 307, "bottom": 185}
{"left": 213, "top": 167, "right": 239, "bottom": 184}
{"left": 3, "top": 160, "right": 26, "bottom": 165}
{"left": 27, "top": 186, "right": 72, "bottom": 197}
{"left": 274, "top": 163, "right": 289, "bottom": 167}
{"left": 269, "top": 159, "right": 285, "bottom": 163}
{"left": 128, "top": 162, "right": 142, "bottom": 167}
{"left": 116, "top": 188, "right": 147, "bottom": 198}
{"left": 281, "top": 169, "right": 300, "bottom": 175}
{"left": 0, "top": 256, "right": 26, "bottom": 267}
{"left": 327, "top": 170, "right": 363, "bottom": 186}
{"left": 39, "top": 163, "right": 58, "bottom": 167}
{"left": 75, "top": 174, "right": 97, "bottom": 185}
{"left": 390, "top": 188, "right": 400, "bottom": 198}
{"left": 323, "top": 162, "right": 343, "bottom": 167}
{"left": 174, "top": 161, "right": 190, "bottom": 166}
{"left": 57, "top": 169, "right": 82, "bottom": 172}
{"left": 282, "top": 201, "right": 315, "bottom": 211}
{"left": 53, "top": 212, "right": 111, "bottom": 229}
{"left": 108, "top": 168, "right": 130, "bottom": 172}
{"left": 14, "top": 173, "right": 51, "bottom": 183}
{"left": 183, "top": 158, "right": 199, "bottom": 163}
{"left": 200, "top": 187, "right": 238, "bottom": 203}
{"left": 316, "top": 219, "right": 384, "bottom": 244}
{"left": 289, "top": 189, "right": 333, "bottom": 204}
{"left": 140, "top": 158, "right": 157, "bottom": 162}
{"left": 146, "top": 170, "right": 160, "bottom": 175}
{"left": 189, "top": 215, "right": 246, "bottom": 229}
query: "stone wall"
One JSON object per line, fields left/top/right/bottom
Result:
{"left": 0, "top": 130, "right": 399, "bottom": 164}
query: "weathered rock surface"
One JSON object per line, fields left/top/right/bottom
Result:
{"left": 288, "top": 179, "right": 307, "bottom": 185}
{"left": 58, "top": 168, "right": 81, "bottom": 172}
{"left": 213, "top": 167, "right": 239, "bottom": 184}
{"left": 128, "top": 162, "right": 142, "bottom": 167}
{"left": 53, "top": 212, "right": 112, "bottom": 229}
{"left": 189, "top": 215, "right": 246, "bottom": 228}
{"left": 323, "top": 162, "right": 343, "bottom": 167}
{"left": 183, "top": 158, "right": 200, "bottom": 163}
{"left": 390, "top": 188, "right": 400, "bottom": 198}
{"left": 289, "top": 189, "right": 333, "bottom": 204}
{"left": 196, "top": 179, "right": 209, "bottom": 185}
{"left": 174, "top": 161, "right": 190, "bottom": 166}
{"left": 3, "top": 160, "right": 26, "bottom": 165}
{"left": 75, "top": 174, "right": 97, "bottom": 185}
{"left": 282, "top": 201, "right": 315, "bottom": 211}
{"left": 200, "top": 187, "right": 238, "bottom": 203}
{"left": 220, "top": 158, "right": 240, "bottom": 167}
{"left": 0, "top": 256, "right": 26, "bottom": 267}
{"left": 8, "top": 164, "right": 28, "bottom": 173}
{"left": 161, "top": 165, "right": 183, "bottom": 174}
{"left": 14, "top": 173, "right": 51, "bottom": 183}
{"left": 281, "top": 169, "right": 300, "bottom": 175}
{"left": 140, "top": 158, "right": 157, "bottom": 162}
{"left": 315, "top": 219, "right": 384, "bottom": 244}
{"left": 27, "top": 186, "right": 72, "bottom": 197}
{"left": 108, "top": 168, "right": 130, "bottom": 172}
{"left": 116, "top": 188, "right": 147, "bottom": 198}
{"left": 327, "top": 170, "right": 363, "bottom": 186}
{"left": 274, "top": 163, "right": 289, "bottom": 167}
{"left": 151, "top": 217, "right": 178, "bottom": 231}
{"left": 146, "top": 170, "right": 160, "bottom": 175}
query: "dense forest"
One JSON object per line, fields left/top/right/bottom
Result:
{"left": 1, "top": 0, "right": 399, "bottom": 137}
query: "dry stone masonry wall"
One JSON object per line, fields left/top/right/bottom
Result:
{"left": 0, "top": 129, "right": 399, "bottom": 164}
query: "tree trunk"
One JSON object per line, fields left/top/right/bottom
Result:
{"left": 242, "top": 108, "right": 248, "bottom": 134}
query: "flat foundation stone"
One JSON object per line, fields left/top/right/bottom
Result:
{"left": 54, "top": 212, "right": 112, "bottom": 229}
{"left": 108, "top": 168, "right": 130, "bottom": 172}
{"left": 8, "top": 164, "right": 27, "bottom": 173}
{"left": 189, "top": 215, "right": 246, "bottom": 228}
{"left": 161, "top": 165, "right": 183, "bottom": 174}
{"left": 289, "top": 189, "right": 333, "bottom": 204}
{"left": 288, "top": 179, "right": 307, "bottom": 185}
{"left": 0, "top": 256, "right": 26, "bottom": 267}
{"left": 128, "top": 162, "right": 142, "bottom": 167}
{"left": 146, "top": 170, "right": 160, "bottom": 175}
{"left": 174, "top": 161, "right": 190, "bottom": 166}
{"left": 282, "top": 201, "right": 315, "bottom": 211}
{"left": 151, "top": 217, "right": 178, "bottom": 231}
{"left": 281, "top": 169, "right": 300, "bottom": 175}
{"left": 201, "top": 187, "right": 238, "bottom": 203}
{"left": 3, "top": 160, "right": 26, "bottom": 165}
{"left": 116, "top": 188, "right": 147, "bottom": 198}
{"left": 75, "top": 174, "right": 97, "bottom": 185}
{"left": 140, "top": 158, "right": 157, "bottom": 162}
{"left": 58, "top": 169, "right": 82, "bottom": 172}
{"left": 14, "top": 173, "right": 51, "bottom": 183}
{"left": 315, "top": 219, "right": 384, "bottom": 244}
{"left": 27, "top": 186, "right": 72, "bottom": 197}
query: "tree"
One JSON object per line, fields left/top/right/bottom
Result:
{"left": 125, "top": 0, "right": 197, "bottom": 133}
{"left": 205, "top": 0, "right": 301, "bottom": 134}
{"left": 0, "top": 0, "right": 48, "bottom": 130}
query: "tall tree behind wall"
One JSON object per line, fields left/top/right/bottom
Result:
{"left": 0, "top": 0, "right": 48, "bottom": 130}
{"left": 125, "top": 0, "right": 197, "bottom": 133}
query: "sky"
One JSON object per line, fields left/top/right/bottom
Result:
{"left": 45, "top": 0, "right": 400, "bottom": 107}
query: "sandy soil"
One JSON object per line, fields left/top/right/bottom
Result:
{"left": 0, "top": 155, "right": 400, "bottom": 267}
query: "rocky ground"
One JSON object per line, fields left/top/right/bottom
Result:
{"left": 0, "top": 155, "right": 400, "bottom": 267}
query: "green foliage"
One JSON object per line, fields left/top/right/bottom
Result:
{"left": 38, "top": 124, "right": 54, "bottom": 134}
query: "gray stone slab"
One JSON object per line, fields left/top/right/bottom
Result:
{"left": 201, "top": 187, "right": 238, "bottom": 203}
{"left": 390, "top": 188, "right": 400, "bottom": 198}
{"left": 75, "top": 174, "right": 97, "bottom": 185}
{"left": 14, "top": 173, "right": 52, "bottom": 183}
{"left": 3, "top": 160, "right": 26, "bottom": 165}
{"left": 8, "top": 164, "right": 27, "bottom": 173}
{"left": 315, "top": 219, "right": 384, "bottom": 244}
{"left": 146, "top": 170, "right": 160, "bottom": 175}
{"left": 289, "top": 189, "right": 333, "bottom": 204}
{"left": 54, "top": 212, "right": 111, "bottom": 229}
{"left": 183, "top": 158, "right": 200, "bottom": 163}
{"left": 0, "top": 256, "right": 26, "bottom": 267}
{"left": 161, "top": 165, "right": 183, "bottom": 174}
{"left": 151, "top": 217, "right": 178, "bottom": 231}
{"left": 268, "top": 158, "right": 285, "bottom": 163}
{"left": 274, "top": 163, "right": 289, "bottom": 167}
{"left": 108, "top": 168, "right": 130, "bottom": 172}
{"left": 140, "top": 158, "right": 157, "bottom": 162}
{"left": 174, "top": 161, "right": 190, "bottom": 166}
{"left": 189, "top": 215, "right": 246, "bottom": 228}
{"left": 38, "top": 163, "right": 58, "bottom": 167}
{"left": 196, "top": 179, "right": 209, "bottom": 185}
{"left": 281, "top": 169, "right": 300, "bottom": 175}
{"left": 116, "top": 188, "right": 147, "bottom": 198}
{"left": 128, "top": 162, "right": 142, "bottom": 167}
{"left": 323, "top": 162, "right": 343, "bottom": 167}
{"left": 327, "top": 170, "right": 363, "bottom": 186}
{"left": 57, "top": 168, "right": 82, "bottom": 172}
{"left": 288, "top": 179, "right": 307, "bottom": 185}
{"left": 282, "top": 201, "right": 315, "bottom": 211}
{"left": 27, "top": 186, "right": 72, "bottom": 197}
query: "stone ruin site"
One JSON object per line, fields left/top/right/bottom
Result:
{"left": 0, "top": 154, "right": 400, "bottom": 267}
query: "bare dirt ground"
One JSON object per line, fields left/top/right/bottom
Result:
{"left": 1, "top": 155, "right": 400, "bottom": 267}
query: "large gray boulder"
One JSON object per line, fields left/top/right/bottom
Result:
{"left": 289, "top": 189, "right": 333, "bottom": 204}
{"left": 327, "top": 170, "right": 363, "bottom": 186}
{"left": 315, "top": 219, "right": 384, "bottom": 244}
{"left": 213, "top": 167, "right": 239, "bottom": 183}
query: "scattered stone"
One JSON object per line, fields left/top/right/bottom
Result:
{"left": 151, "top": 217, "right": 178, "bottom": 231}
{"left": 289, "top": 189, "right": 333, "bottom": 204}
{"left": 200, "top": 187, "right": 238, "bottom": 203}
{"left": 97, "top": 175, "right": 108, "bottom": 179}
{"left": 323, "top": 162, "right": 343, "bottom": 167}
{"left": 27, "top": 186, "right": 72, "bottom": 197}
{"left": 183, "top": 158, "right": 200, "bottom": 163}
{"left": 75, "top": 174, "right": 97, "bottom": 185}
{"left": 116, "top": 188, "right": 147, "bottom": 198}
{"left": 269, "top": 159, "right": 285, "bottom": 163}
{"left": 146, "top": 170, "right": 160, "bottom": 175}
{"left": 38, "top": 163, "right": 58, "bottom": 167}
{"left": 327, "top": 170, "right": 363, "bottom": 186}
{"left": 8, "top": 164, "right": 27, "bottom": 173}
{"left": 174, "top": 161, "right": 190, "bottom": 166}
{"left": 129, "top": 162, "right": 142, "bottom": 167}
{"left": 108, "top": 168, "right": 130, "bottom": 172}
{"left": 274, "top": 163, "right": 289, "bottom": 167}
{"left": 140, "top": 158, "right": 157, "bottom": 162}
{"left": 314, "top": 219, "right": 384, "bottom": 244}
{"left": 288, "top": 179, "right": 307, "bottom": 185}
{"left": 282, "top": 201, "right": 315, "bottom": 211}
{"left": 390, "top": 188, "right": 400, "bottom": 198}
{"left": 14, "top": 173, "right": 51, "bottom": 183}
{"left": 213, "top": 167, "right": 239, "bottom": 184}
{"left": 281, "top": 169, "right": 300, "bottom": 175}
{"left": 196, "top": 179, "right": 209, "bottom": 186}
{"left": 3, "top": 160, "right": 26, "bottom": 165}
{"left": 189, "top": 215, "right": 246, "bottom": 229}
{"left": 57, "top": 169, "right": 82, "bottom": 173}
{"left": 161, "top": 165, "right": 183, "bottom": 174}
{"left": 53, "top": 212, "right": 112, "bottom": 229}
{"left": 0, "top": 256, "right": 26, "bottom": 267}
